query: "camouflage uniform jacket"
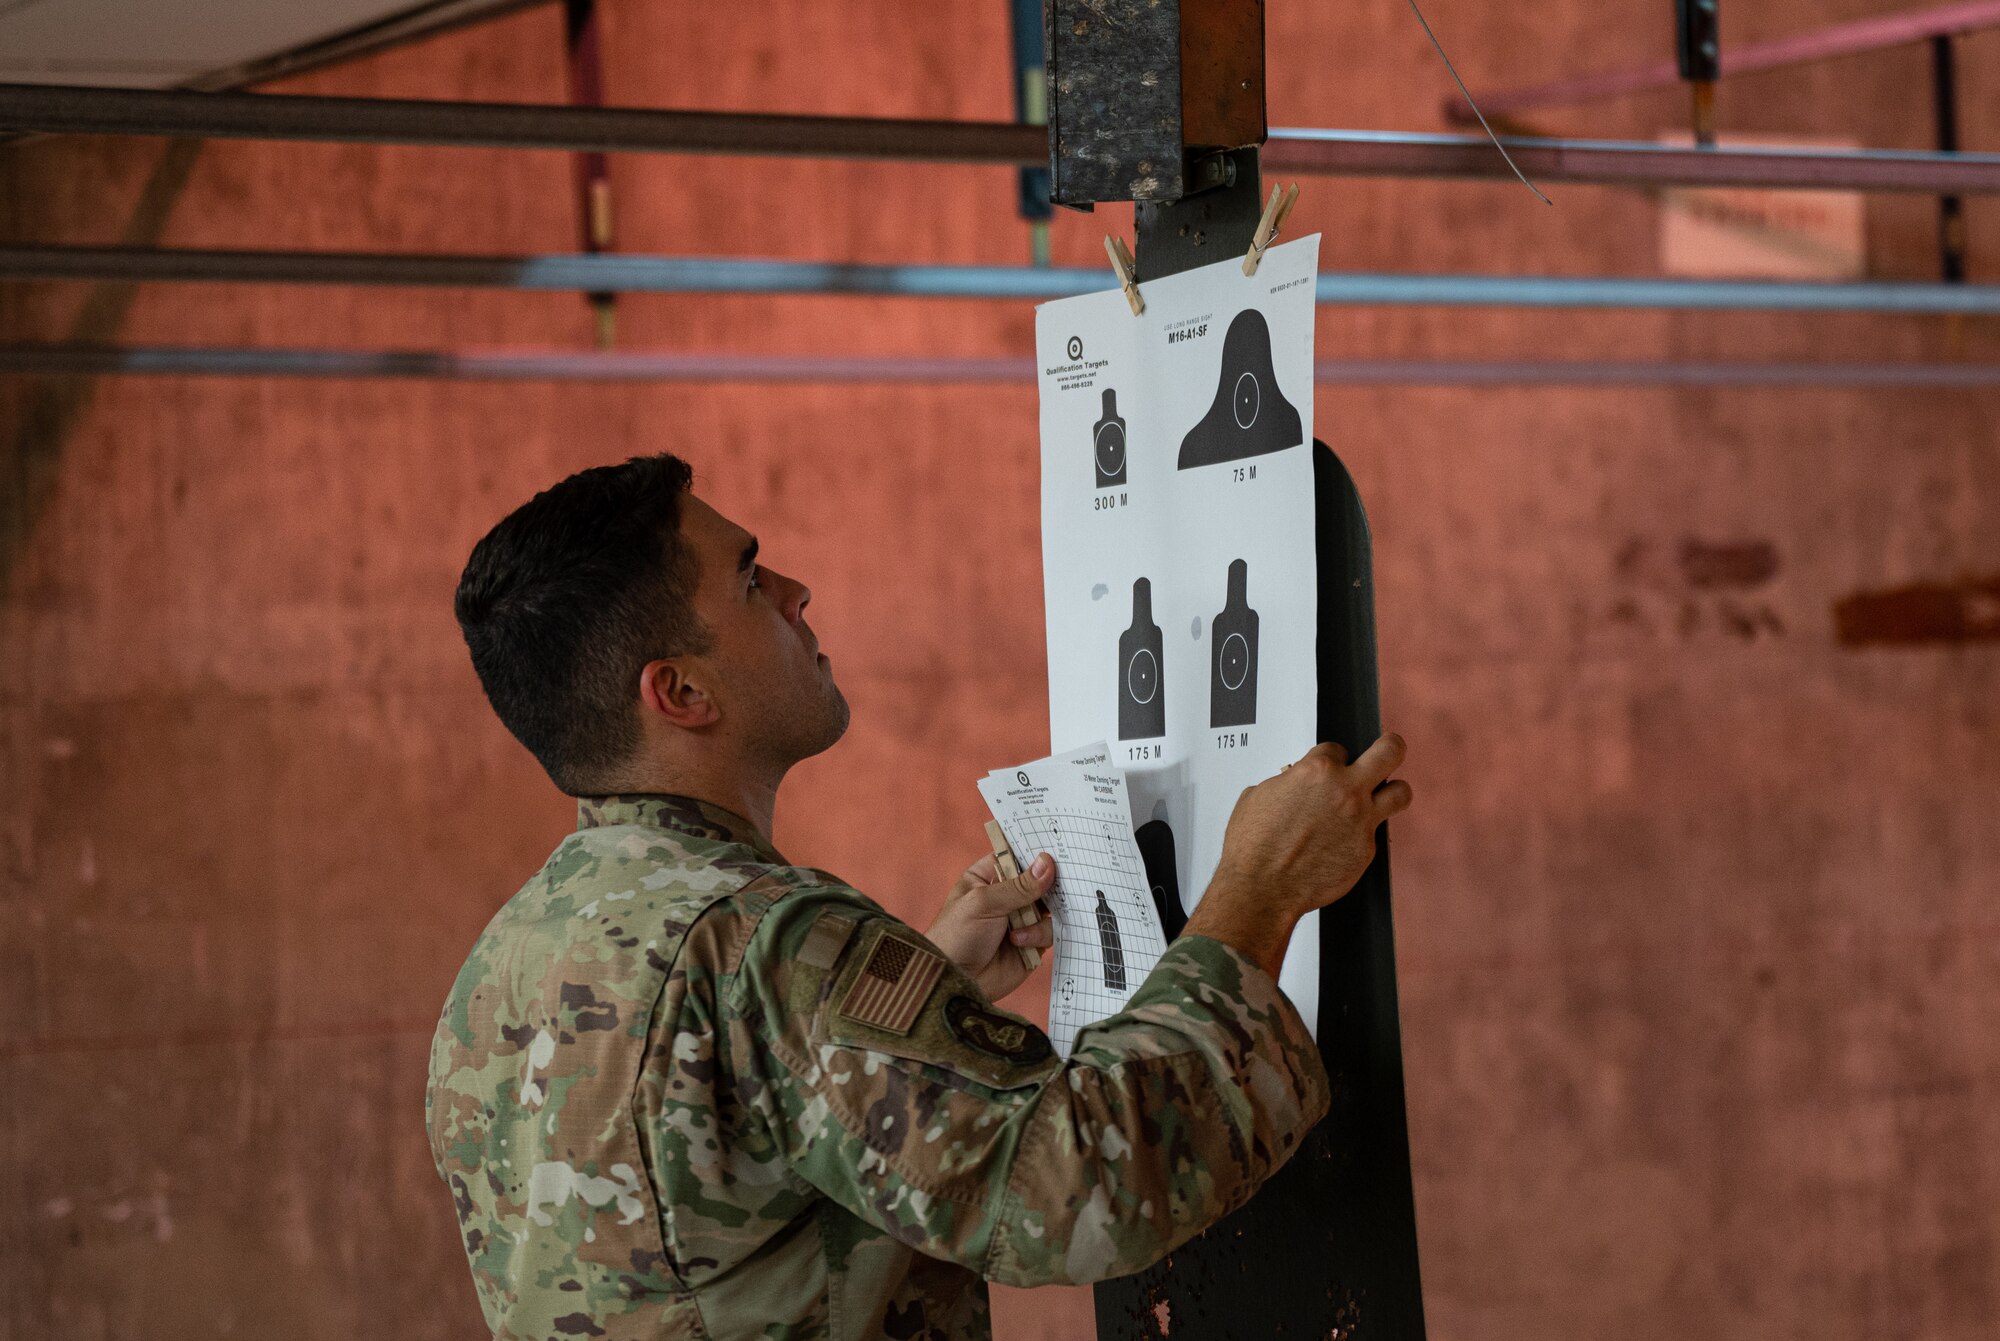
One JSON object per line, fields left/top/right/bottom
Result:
{"left": 427, "top": 794, "right": 1329, "bottom": 1341}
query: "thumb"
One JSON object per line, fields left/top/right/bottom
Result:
{"left": 982, "top": 853, "right": 1054, "bottom": 914}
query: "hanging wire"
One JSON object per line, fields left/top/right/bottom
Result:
{"left": 1402, "top": 0, "right": 1553, "bottom": 205}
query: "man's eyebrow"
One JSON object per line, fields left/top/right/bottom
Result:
{"left": 737, "top": 538, "right": 760, "bottom": 573}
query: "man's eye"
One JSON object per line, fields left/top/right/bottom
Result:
{"left": 748, "top": 568, "right": 763, "bottom": 592}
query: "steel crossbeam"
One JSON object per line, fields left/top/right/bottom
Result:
{"left": 10, "top": 83, "right": 2000, "bottom": 195}
{"left": 0, "top": 81, "right": 1046, "bottom": 162}
{"left": 1264, "top": 130, "right": 2000, "bottom": 194}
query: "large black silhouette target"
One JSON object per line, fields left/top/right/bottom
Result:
{"left": 1178, "top": 309, "right": 1304, "bottom": 469}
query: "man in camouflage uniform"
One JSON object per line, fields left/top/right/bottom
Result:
{"left": 428, "top": 455, "right": 1412, "bottom": 1340}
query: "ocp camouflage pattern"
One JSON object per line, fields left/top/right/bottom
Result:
{"left": 426, "top": 795, "right": 1329, "bottom": 1340}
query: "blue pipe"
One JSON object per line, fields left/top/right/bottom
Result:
{"left": 10, "top": 246, "right": 2000, "bottom": 312}
{"left": 506, "top": 256, "right": 1108, "bottom": 299}
{"left": 506, "top": 257, "right": 2000, "bottom": 312}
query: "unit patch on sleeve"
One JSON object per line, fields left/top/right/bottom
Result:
{"left": 836, "top": 930, "right": 946, "bottom": 1036}
{"left": 944, "top": 995, "right": 1054, "bottom": 1066}
{"left": 797, "top": 913, "right": 857, "bottom": 970}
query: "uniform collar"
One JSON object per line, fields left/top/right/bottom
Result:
{"left": 575, "top": 793, "right": 788, "bottom": 865}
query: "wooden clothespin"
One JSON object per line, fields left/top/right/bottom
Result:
{"left": 1103, "top": 234, "right": 1144, "bottom": 315}
{"left": 1242, "top": 182, "right": 1300, "bottom": 276}
{"left": 983, "top": 820, "right": 1045, "bottom": 972}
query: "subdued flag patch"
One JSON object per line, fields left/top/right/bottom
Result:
{"left": 838, "top": 931, "right": 946, "bottom": 1036}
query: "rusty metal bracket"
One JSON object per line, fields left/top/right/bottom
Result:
{"left": 1044, "top": 0, "right": 1266, "bottom": 208}
{"left": 1933, "top": 36, "right": 1967, "bottom": 282}
{"left": 1676, "top": 0, "right": 1722, "bottom": 145}
{"left": 1133, "top": 146, "right": 1265, "bottom": 280}
{"left": 563, "top": 0, "right": 616, "bottom": 347}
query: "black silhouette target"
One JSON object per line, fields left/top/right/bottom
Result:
{"left": 1094, "top": 891, "right": 1128, "bottom": 991}
{"left": 1178, "top": 309, "right": 1303, "bottom": 470}
{"left": 1118, "top": 578, "right": 1166, "bottom": 739}
{"left": 1210, "top": 559, "right": 1260, "bottom": 728}
{"left": 1135, "top": 818, "right": 1186, "bottom": 942}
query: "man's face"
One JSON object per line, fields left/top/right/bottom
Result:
{"left": 675, "top": 494, "right": 850, "bottom": 766}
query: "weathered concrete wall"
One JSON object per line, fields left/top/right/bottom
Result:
{"left": 4, "top": 3, "right": 1999, "bottom": 1339}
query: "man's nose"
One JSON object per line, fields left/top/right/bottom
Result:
{"left": 770, "top": 568, "right": 811, "bottom": 620}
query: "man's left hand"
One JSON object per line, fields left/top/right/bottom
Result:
{"left": 925, "top": 851, "right": 1057, "bottom": 1001}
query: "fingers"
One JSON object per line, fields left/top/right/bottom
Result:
{"left": 1300, "top": 740, "right": 1349, "bottom": 768}
{"left": 1372, "top": 778, "right": 1413, "bottom": 818}
{"left": 980, "top": 854, "right": 1055, "bottom": 914}
{"left": 1009, "top": 917, "right": 1056, "bottom": 949}
{"left": 946, "top": 854, "right": 999, "bottom": 906}
{"left": 1349, "top": 732, "right": 1406, "bottom": 786}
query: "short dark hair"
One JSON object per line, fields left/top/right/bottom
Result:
{"left": 455, "top": 453, "right": 710, "bottom": 794}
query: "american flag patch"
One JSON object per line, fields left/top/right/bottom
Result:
{"left": 837, "top": 931, "right": 946, "bottom": 1036}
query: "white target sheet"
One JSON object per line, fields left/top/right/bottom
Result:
{"left": 1034, "top": 235, "right": 1323, "bottom": 1034}
{"left": 978, "top": 743, "right": 1167, "bottom": 1058}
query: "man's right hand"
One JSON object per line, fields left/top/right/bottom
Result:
{"left": 1185, "top": 735, "right": 1412, "bottom": 979}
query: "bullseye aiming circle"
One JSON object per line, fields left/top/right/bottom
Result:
{"left": 1095, "top": 421, "right": 1126, "bottom": 476}
{"left": 1219, "top": 632, "right": 1250, "bottom": 690}
{"left": 1233, "top": 371, "right": 1260, "bottom": 429}
{"left": 1126, "top": 648, "right": 1159, "bottom": 704}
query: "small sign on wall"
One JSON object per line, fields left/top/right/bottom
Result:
{"left": 1659, "top": 134, "right": 1866, "bottom": 280}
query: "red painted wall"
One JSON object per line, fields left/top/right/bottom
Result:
{"left": 5, "top": 3, "right": 2000, "bottom": 1339}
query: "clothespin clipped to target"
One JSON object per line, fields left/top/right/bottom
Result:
{"left": 1103, "top": 234, "right": 1144, "bottom": 315}
{"left": 984, "top": 820, "right": 1045, "bottom": 972}
{"left": 1242, "top": 183, "right": 1301, "bottom": 276}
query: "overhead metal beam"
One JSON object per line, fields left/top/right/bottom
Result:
{"left": 10, "top": 83, "right": 2000, "bottom": 195}
{"left": 1262, "top": 130, "right": 2000, "bottom": 195}
{"left": 10, "top": 245, "right": 2000, "bottom": 313}
{"left": 0, "top": 81, "right": 1046, "bottom": 162}
{"left": 0, "top": 245, "right": 1104, "bottom": 299}
{"left": 6, "top": 344, "right": 1998, "bottom": 388}
{"left": 1447, "top": 0, "right": 2000, "bottom": 122}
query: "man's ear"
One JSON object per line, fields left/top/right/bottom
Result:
{"left": 639, "top": 659, "right": 720, "bottom": 730}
